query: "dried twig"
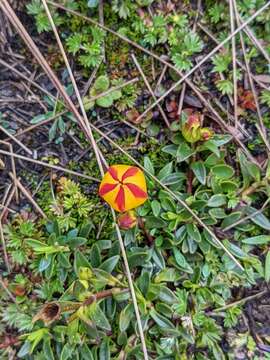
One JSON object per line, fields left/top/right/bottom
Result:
{"left": 0, "top": 276, "right": 16, "bottom": 303}
{"left": 229, "top": 0, "right": 238, "bottom": 129}
{"left": 210, "top": 289, "right": 268, "bottom": 313}
{"left": 131, "top": 53, "right": 170, "bottom": 128}
{"left": 0, "top": 221, "right": 10, "bottom": 272}
{"left": 0, "top": 186, "right": 16, "bottom": 222}
{"left": 0, "top": 141, "right": 19, "bottom": 203}
{"left": 0, "top": 149, "right": 99, "bottom": 181}
{"left": 0, "top": 125, "right": 32, "bottom": 155}
{"left": 9, "top": 172, "right": 47, "bottom": 218}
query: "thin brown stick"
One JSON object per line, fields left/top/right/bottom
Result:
{"left": 229, "top": 0, "right": 238, "bottom": 129}
{"left": 223, "top": 198, "right": 270, "bottom": 232}
{"left": 0, "top": 149, "right": 99, "bottom": 181}
{"left": 0, "top": 125, "right": 33, "bottom": 155}
{"left": 87, "top": 77, "right": 139, "bottom": 104}
{"left": 177, "top": 83, "right": 186, "bottom": 115}
{"left": 131, "top": 53, "right": 170, "bottom": 128}
{"left": 0, "top": 141, "right": 19, "bottom": 203}
{"left": 0, "top": 221, "right": 10, "bottom": 273}
{"left": 0, "top": 186, "right": 16, "bottom": 222}
{"left": 0, "top": 276, "right": 16, "bottom": 302}
{"left": 210, "top": 289, "right": 268, "bottom": 313}
{"left": 9, "top": 172, "right": 47, "bottom": 218}
{"left": 83, "top": 288, "right": 129, "bottom": 307}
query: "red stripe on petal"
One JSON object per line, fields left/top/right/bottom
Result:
{"left": 99, "top": 183, "right": 118, "bottom": 197}
{"left": 125, "top": 183, "right": 147, "bottom": 198}
{"left": 108, "top": 166, "right": 119, "bottom": 181}
{"left": 122, "top": 167, "right": 139, "bottom": 181}
{"left": 115, "top": 186, "right": 125, "bottom": 212}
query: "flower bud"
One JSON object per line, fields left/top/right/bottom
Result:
{"left": 200, "top": 128, "right": 213, "bottom": 141}
{"left": 182, "top": 114, "right": 201, "bottom": 143}
{"left": 117, "top": 211, "right": 137, "bottom": 230}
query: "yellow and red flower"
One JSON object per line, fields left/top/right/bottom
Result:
{"left": 99, "top": 164, "right": 148, "bottom": 212}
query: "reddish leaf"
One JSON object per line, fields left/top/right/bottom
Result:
{"left": 99, "top": 183, "right": 118, "bottom": 196}
{"left": 122, "top": 167, "right": 138, "bottom": 181}
{"left": 115, "top": 186, "right": 125, "bottom": 212}
{"left": 108, "top": 166, "right": 119, "bottom": 181}
{"left": 125, "top": 183, "right": 147, "bottom": 198}
{"left": 238, "top": 89, "right": 256, "bottom": 111}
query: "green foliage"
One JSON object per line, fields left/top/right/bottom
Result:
{"left": 216, "top": 79, "right": 233, "bottom": 95}
{"left": 4, "top": 1, "right": 270, "bottom": 358}
{"left": 261, "top": 90, "right": 270, "bottom": 107}
{"left": 84, "top": 75, "right": 122, "bottom": 109}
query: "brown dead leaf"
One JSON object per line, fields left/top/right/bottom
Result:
{"left": 126, "top": 109, "right": 142, "bottom": 124}
{"left": 254, "top": 74, "right": 270, "bottom": 84}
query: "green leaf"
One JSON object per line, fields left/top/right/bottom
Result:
{"left": 149, "top": 309, "right": 175, "bottom": 329}
{"left": 157, "top": 286, "right": 178, "bottom": 304}
{"left": 172, "top": 247, "right": 193, "bottom": 273}
{"left": 43, "top": 339, "right": 55, "bottom": 360}
{"left": 157, "top": 162, "right": 173, "bottom": 181}
{"left": 212, "top": 164, "right": 234, "bottom": 179}
{"left": 154, "top": 268, "right": 181, "bottom": 282}
{"left": 80, "top": 345, "right": 94, "bottom": 360}
{"left": 119, "top": 304, "right": 134, "bottom": 332}
{"left": 99, "top": 255, "right": 119, "bottom": 273}
{"left": 100, "top": 338, "right": 110, "bottom": 360}
{"left": 145, "top": 216, "right": 167, "bottom": 228}
{"left": 94, "top": 75, "right": 110, "bottom": 92}
{"left": 88, "top": 0, "right": 99, "bottom": 8}
{"left": 245, "top": 207, "right": 270, "bottom": 230}
{"left": 162, "top": 144, "right": 178, "bottom": 157}
{"left": 110, "top": 89, "right": 122, "bottom": 100}
{"left": 96, "top": 95, "right": 114, "bottom": 108}
{"left": 207, "top": 194, "right": 227, "bottom": 207}
{"left": 176, "top": 143, "right": 194, "bottom": 162}
{"left": 90, "top": 304, "right": 111, "bottom": 331}
{"left": 209, "top": 208, "right": 226, "bottom": 219}
{"left": 201, "top": 140, "right": 220, "bottom": 157}
{"left": 67, "top": 236, "right": 87, "bottom": 249}
{"left": 127, "top": 251, "right": 149, "bottom": 269}
{"left": 221, "top": 212, "right": 242, "bottom": 229}
{"left": 191, "top": 161, "right": 206, "bottom": 185}
{"left": 265, "top": 251, "right": 270, "bottom": 282}
{"left": 144, "top": 156, "right": 155, "bottom": 174}
{"left": 60, "top": 344, "right": 73, "bottom": 360}
{"left": 186, "top": 224, "right": 201, "bottom": 242}
{"left": 18, "top": 341, "right": 31, "bottom": 358}
{"left": 151, "top": 200, "right": 161, "bottom": 217}
{"left": 242, "top": 235, "right": 270, "bottom": 245}
{"left": 137, "top": 271, "right": 150, "bottom": 294}
{"left": 74, "top": 250, "right": 91, "bottom": 275}
{"left": 245, "top": 162, "right": 261, "bottom": 181}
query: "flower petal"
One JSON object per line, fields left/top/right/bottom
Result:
{"left": 108, "top": 166, "right": 119, "bottom": 181}
{"left": 125, "top": 183, "right": 147, "bottom": 198}
{"left": 115, "top": 186, "right": 125, "bottom": 212}
{"left": 122, "top": 166, "right": 139, "bottom": 181}
{"left": 99, "top": 183, "right": 118, "bottom": 197}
